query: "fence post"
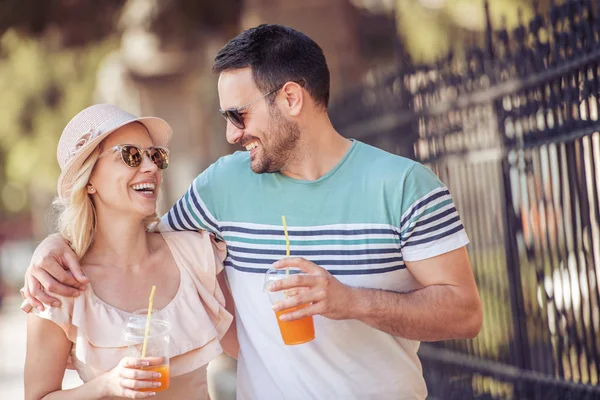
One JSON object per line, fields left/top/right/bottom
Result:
{"left": 487, "top": 0, "right": 533, "bottom": 382}
{"left": 500, "top": 152, "right": 533, "bottom": 397}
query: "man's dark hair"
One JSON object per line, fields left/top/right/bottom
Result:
{"left": 213, "top": 24, "right": 330, "bottom": 108}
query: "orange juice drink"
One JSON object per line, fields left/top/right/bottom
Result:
{"left": 266, "top": 218, "right": 316, "bottom": 345}
{"left": 140, "top": 363, "right": 170, "bottom": 392}
{"left": 275, "top": 304, "right": 315, "bottom": 345}
{"left": 264, "top": 268, "right": 317, "bottom": 346}
{"left": 124, "top": 309, "right": 172, "bottom": 393}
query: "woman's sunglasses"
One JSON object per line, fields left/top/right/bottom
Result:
{"left": 100, "top": 144, "right": 169, "bottom": 170}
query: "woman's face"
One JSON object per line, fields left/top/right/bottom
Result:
{"left": 88, "top": 122, "right": 164, "bottom": 219}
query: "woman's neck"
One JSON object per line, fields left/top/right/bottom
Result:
{"left": 84, "top": 210, "right": 154, "bottom": 269}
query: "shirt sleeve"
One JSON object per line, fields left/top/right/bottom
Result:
{"left": 162, "top": 231, "right": 233, "bottom": 341}
{"left": 159, "top": 169, "right": 222, "bottom": 238}
{"left": 26, "top": 294, "right": 77, "bottom": 342}
{"left": 399, "top": 163, "right": 469, "bottom": 262}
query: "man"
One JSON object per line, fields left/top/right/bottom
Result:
{"left": 23, "top": 24, "right": 482, "bottom": 399}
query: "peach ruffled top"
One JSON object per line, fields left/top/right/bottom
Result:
{"left": 28, "top": 230, "right": 233, "bottom": 384}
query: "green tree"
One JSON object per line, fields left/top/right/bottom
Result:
{"left": 352, "top": 0, "right": 552, "bottom": 63}
{"left": 0, "top": 31, "right": 117, "bottom": 214}
{"left": 0, "top": 0, "right": 241, "bottom": 217}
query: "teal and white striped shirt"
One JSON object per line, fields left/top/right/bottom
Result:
{"left": 161, "top": 140, "right": 469, "bottom": 399}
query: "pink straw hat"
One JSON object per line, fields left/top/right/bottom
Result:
{"left": 56, "top": 104, "right": 173, "bottom": 200}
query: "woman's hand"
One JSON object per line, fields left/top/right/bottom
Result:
{"left": 98, "top": 357, "right": 162, "bottom": 398}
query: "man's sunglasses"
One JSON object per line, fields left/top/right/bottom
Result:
{"left": 100, "top": 144, "right": 169, "bottom": 170}
{"left": 219, "top": 80, "right": 305, "bottom": 130}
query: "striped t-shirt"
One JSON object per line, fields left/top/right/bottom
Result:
{"left": 161, "top": 140, "right": 469, "bottom": 400}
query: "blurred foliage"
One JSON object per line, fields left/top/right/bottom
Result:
{"left": 141, "top": 0, "right": 242, "bottom": 47}
{"left": 0, "top": 31, "right": 117, "bottom": 213}
{"left": 0, "top": 0, "right": 241, "bottom": 49}
{"left": 353, "top": 0, "right": 552, "bottom": 63}
{"left": 0, "top": 0, "right": 555, "bottom": 216}
{"left": 0, "top": 0, "right": 123, "bottom": 48}
{"left": 395, "top": 0, "right": 538, "bottom": 62}
{"left": 0, "top": 0, "right": 241, "bottom": 216}
{"left": 0, "top": 0, "right": 123, "bottom": 215}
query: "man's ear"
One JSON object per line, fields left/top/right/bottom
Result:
{"left": 280, "top": 81, "right": 304, "bottom": 117}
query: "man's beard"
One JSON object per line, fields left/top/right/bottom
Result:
{"left": 251, "top": 105, "right": 300, "bottom": 174}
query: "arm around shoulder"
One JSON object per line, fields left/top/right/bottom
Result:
{"left": 23, "top": 233, "right": 88, "bottom": 311}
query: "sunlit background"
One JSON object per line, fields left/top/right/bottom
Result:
{"left": 3, "top": 1, "right": 596, "bottom": 399}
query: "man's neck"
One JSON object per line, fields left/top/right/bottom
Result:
{"left": 280, "top": 122, "right": 352, "bottom": 181}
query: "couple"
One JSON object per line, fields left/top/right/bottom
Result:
{"left": 22, "top": 24, "right": 482, "bottom": 400}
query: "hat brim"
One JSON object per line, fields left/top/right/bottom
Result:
{"left": 57, "top": 116, "right": 173, "bottom": 200}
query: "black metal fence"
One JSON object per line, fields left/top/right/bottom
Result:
{"left": 331, "top": 0, "right": 600, "bottom": 398}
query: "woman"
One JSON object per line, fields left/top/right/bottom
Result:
{"left": 23, "top": 104, "right": 237, "bottom": 399}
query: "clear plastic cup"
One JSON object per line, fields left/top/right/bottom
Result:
{"left": 123, "top": 309, "right": 171, "bottom": 392}
{"left": 264, "top": 268, "right": 315, "bottom": 345}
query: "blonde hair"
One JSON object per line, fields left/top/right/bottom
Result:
{"left": 55, "top": 147, "right": 160, "bottom": 260}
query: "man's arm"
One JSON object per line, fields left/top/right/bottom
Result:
{"left": 350, "top": 247, "right": 481, "bottom": 340}
{"left": 269, "top": 247, "right": 482, "bottom": 341}
{"left": 22, "top": 234, "right": 88, "bottom": 311}
{"left": 23, "top": 169, "right": 219, "bottom": 310}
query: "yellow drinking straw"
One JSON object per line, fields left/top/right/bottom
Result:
{"left": 141, "top": 285, "right": 157, "bottom": 358}
{"left": 281, "top": 216, "right": 290, "bottom": 277}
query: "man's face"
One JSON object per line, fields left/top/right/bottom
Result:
{"left": 218, "top": 68, "right": 300, "bottom": 174}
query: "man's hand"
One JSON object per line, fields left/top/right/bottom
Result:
{"left": 21, "top": 233, "right": 88, "bottom": 311}
{"left": 269, "top": 248, "right": 482, "bottom": 341}
{"left": 269, "top": 257, "right": 356, "bottom": 321}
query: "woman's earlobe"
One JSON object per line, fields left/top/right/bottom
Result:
{"left": 87, "top": 185, "right": 96, "bottom": 194}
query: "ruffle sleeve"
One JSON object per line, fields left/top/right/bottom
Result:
{"left": 160, "top": 230, "right": 234, "bottom": 375}
{"left": 26, "top": 293, "right": 79, "bottom": 343}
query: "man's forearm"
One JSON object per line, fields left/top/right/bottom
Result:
{"left": 348, "top": 285, "right": 482, "bottom": 341}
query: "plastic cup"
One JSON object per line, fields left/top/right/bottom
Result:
{"left": 123, "top": 309, "right": 171, "bottom": 392}
{"left": 264, "top": 268, "right": 315, "bottom": 345}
